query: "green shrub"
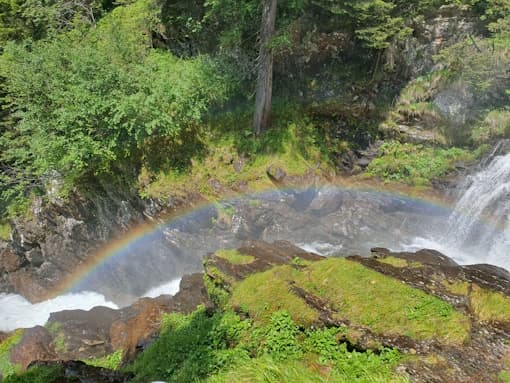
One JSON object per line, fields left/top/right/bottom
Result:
{"left": 0, "top": 330, "right": 23, "bottom": 378}
{"left": 84, "top": 349, "right": 123, "bottom": 370}
{"left": 3, "top": 365, "right": 63, "bottom": 383}
{"left": 263, "top": 311, "right": 303, "bottom": 361}
{"left": 366, "top": 141, "right": 474, "bottom": 185}
{"left": 471, "top": 109, "right": 510, "bottom": 143}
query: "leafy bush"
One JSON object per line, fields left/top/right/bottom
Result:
{"left": 366, "top": 141, "right": 475, "bottom": 185}
{"left": 2, "top": 365, "right": 63, "bottom": 383}
{"left": 471, "top": 109, "right": 510, "bottom": 143}
{"left": 262, "top": 311, "right": 303, "bottom": 361}
{"left": 84, "top": 349, "right": 123, "bottom": 370}
{"left": 129, "top": 307, "right": 250, "bottom": 383}
{"left": 0, "top": 329, "right": 23, "bottom": 378}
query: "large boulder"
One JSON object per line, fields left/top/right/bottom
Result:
{"left": 10, "top": 326, "right": 57, "bottom": 369}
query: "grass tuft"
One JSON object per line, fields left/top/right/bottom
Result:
{"left": 215, "top": 249, "right": 255, "bottom": 265}
{"left": 470, "top": 285, "right": 510, "bottom": 322}
{"left": 0, "top": 330, "right": 24, "bottom": 378}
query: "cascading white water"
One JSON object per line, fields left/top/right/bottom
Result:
{"left": 447, "top": 151, "right": 510, "bottom": 266}
{"left": 405, "top": 150, "right": 510, "bottom": 270}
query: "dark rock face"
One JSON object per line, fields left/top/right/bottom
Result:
{"left": 28, "top": 360, "right": 134, "bottom": 383}
{"left": 0, "top": 243, "right": 25, "bottom": 274}
{"left": 402, "top": 6, "right": 481, "bottom": 77}
{"left": 10, "top": 326, "right": 57, "bottom": 369}
{"left": 0, "top": 180, "right": 204, "bottom": 302}
{"left": 0, "top": 181, "right": 147, "bottom": 302}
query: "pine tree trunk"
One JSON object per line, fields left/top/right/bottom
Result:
{"left": 253, "top": 0, "right": 277, "bottom": 136}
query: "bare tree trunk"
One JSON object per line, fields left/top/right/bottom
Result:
{"left": 253, "top": 0, "right": 277, "bottom": 136}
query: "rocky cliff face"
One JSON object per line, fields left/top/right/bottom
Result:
{"left": 0, "top": 180, "right": 199, "bottom": 302}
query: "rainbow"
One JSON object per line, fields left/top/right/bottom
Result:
{"left": 48, "top": 182, "right": 490, "bottom": 299}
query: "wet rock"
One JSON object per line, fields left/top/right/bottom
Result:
{"left": 7, "top": 274, "right": 213, "bottom": 368}
{"left": 433, "top": 83, "right": 474, "bottom": 125}
{"left": 0, "top": 243, "right": 25, "bottom": 273}
{"left": 266, "top": 166, "right": 287, "bottom": 182}
{"left": 0, "top": 179, "right": 156, "bottom": 302}
{"left": 10, "top": 326, "right": 57, "bottom": 369}
{"left": 308, "top": 186, "right": 343, "bottom": 215}
{"left": 204, "top": 240, "right": 323, "bottom": 286}
{"left": 48, "top": 306, "right": 120, "bottom": 360}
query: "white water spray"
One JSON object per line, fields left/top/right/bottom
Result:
{"left": 405, "top": 151, "right": 510, "bottom": 270}
{"left": 0, "top": 292, "right": 118, "bottom": 332}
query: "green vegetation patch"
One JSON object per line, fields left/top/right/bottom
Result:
{"left": 470, "top": 285, "right": 510, "bottom": 322}
{"left": 292, "top": 258, "right": 470, "bottom": 344}
{"left": 231, "top": 266, "right": 319, "bottom": 326}
{"left": 46, "top": 322, "right": 66, "bottom": 354}
{"left": 128, "top": 308, "right": 251, "bottom": 383}
{"left": 3, "top": 365, "right": 63, "bottom": 383}
{"left": 471, "top": 109, "right": 510, "bottom": 144}
{"left": 366, "top": 141, "right": 477, "bottom": 186}
{"left": 128, "top": 306, "right": 406, "bottom": 383}
{"left": 84, "top": 349, "right": 123, "bottom": 370}
{"left": 0, "top": 329, "right": 24, "bottom": 378}
{"left": 0, "top": 222, "right": 11, "bottom": 241}
{"left": 377, "top": 256, "right": 409, "bottom": 268}
{"left": 215, "top": 249, "right": 255, "bottom": 265}
{"left": 442, "top": 280, "right": 470, "bottom": 296}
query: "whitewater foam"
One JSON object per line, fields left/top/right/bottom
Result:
{"left": 0, "top": 292, "right": 118, "bottom": 332}
{"left": 298, "top": 241, "right": 344, "bottom": 256}
{"left": 142, "top": 278, "right": 182, "bottom": 298}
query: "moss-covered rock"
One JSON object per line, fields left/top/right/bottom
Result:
{"left": 203, "top": 240, "right": 510, "bottom": 383}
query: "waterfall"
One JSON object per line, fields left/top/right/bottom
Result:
{"left": 405, "top": 147, "right": 510, "bottom": 270}
{"left": 445, "top": 150, "right": 510, "bottom": 267}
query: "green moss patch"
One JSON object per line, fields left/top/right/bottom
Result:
{"left": 215, "top": 249, "right": 255, "bottom": 265}
{"left": 470, "top": 285, "right": 510, "bottom": 322}
{"left": 0, "top": 222, "right": 11, "bottom": 241}
{"left": 377, "top": 256, "right": 409, "bottom": 268}
{"left": 291, "top": 258, "right": 470, "bottom": 344}
{"left": 442, "top": 280, "right": 469, "bottom": 296}
{"left": 46, "top": 322, "right": 67, "bottom": 354}
{"left": 230, "top": 258, "right": 470, "bottom": 345}
{"left": 231, "top": 266, "right": 319, "bottom": 326}
{"left": 0, "top": 330, "right": 24, "bottom": 378}
{"left": 366, "top": 141, "right": 477, "bottom": 186}
{"left": 84, "top": 349, "right": 123, "bottom": 370}
{"left": 3, "top": 364, "right": 63, "bottom": 383}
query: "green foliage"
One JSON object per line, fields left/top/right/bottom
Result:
{"left": 128, "top": 304, "right": 407, "bottom": 383}
{"left": 0, "top": 329, "right": 23, "bottom": 378}
{"left": 215, "top": 249, "right": 255, "bottom": 265}
{"left": 2, "top": 365, "right": 63, "bottom": 383}
{"left": 471, "top": 109, "right": 510, "bottom": 143}
{"left": 0, "top": 0, "right": 229, "bottom": 218}
{"left": 84, "top": 349, "right": 123, "bottom": 370}
{"left": 0, "top": 221, "right": 10, "bottom": 240}
{"left": 128, "top": 307, "right": 250, "bottom": 382}
{"left": 366, "top": 141, "right": 475, "bottom": 185}
{"left": 263, "top": 311, "right": 303, "bottom": 361}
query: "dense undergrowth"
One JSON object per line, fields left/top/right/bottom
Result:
{"left": 128, "top": 308, "right": 407, "bottom": 383}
